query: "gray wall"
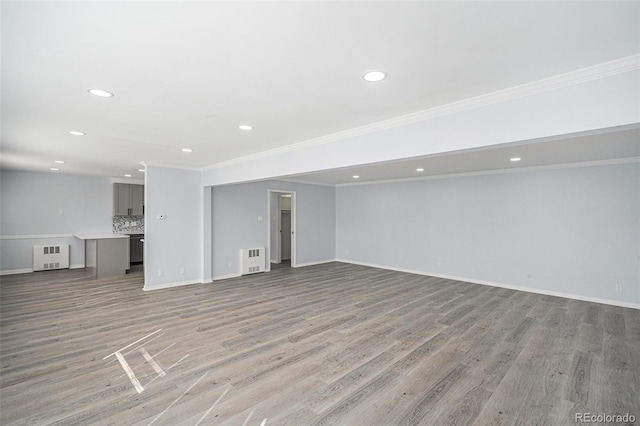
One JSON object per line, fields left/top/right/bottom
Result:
{"left": 336, "top": 163, "right": 640, "bottom": 306}
{"left": 0, "top": 170, "right": 113, "bottom": 272}
{"left": 144, "top": 165, "right": 202, "bottom": 289}
{"left": 212, "top": 180, "right": 335, "bottom": 278}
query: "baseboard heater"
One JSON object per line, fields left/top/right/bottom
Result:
{"left": 241, "top": 247, "right": 265, "bottom": 275}
{"left": 33, "top": 244, "right": 70, "bottom": 271}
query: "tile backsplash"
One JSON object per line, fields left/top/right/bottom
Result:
{"left": 113, "top": 216, "right": 145, "bottom": 234}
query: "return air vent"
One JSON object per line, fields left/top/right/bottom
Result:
{"left": 240, "top": 247, "right": 265, "bottom": 275}
{"left": 33, "top": 245, "right": 69, "bottom": 271}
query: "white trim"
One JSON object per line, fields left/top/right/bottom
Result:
{"left": 143, "top": 279, "right": 205, "bottom": 291}
{"left": 0, "top": 268, "right": 33, "bottom": 276}
{"left": 212, "top": 273, "right": 242, "bottom": 281}
{"left": 0, "top": 263, "right": 85, "bottom": 275}
{"left": 336, "top": 259, "right": 640, "bottom": 310}
{"left": 276, "top": 178, "right": 336, "bottom": 188}
{"left": 336, "top": 157, "right": 640, "bottom": 188}
{"left": 143, "top": 161, "right": 202, "bottom": 172}
{"left": 295, "top": 259, "right": 336, "bottom": 268}
{"left": 202, "top": 55, "right": 640, "bottom": 172}
{"left": 0, "top": 234, "right": 74, "bottom": 240}
{"left": 267, "top": 189, "right": 297, "bottom": 269}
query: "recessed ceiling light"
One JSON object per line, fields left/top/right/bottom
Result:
{"left": 54, "top": 160, "right": 65, "bottom": 164}
{"left": 416, "top": 168, "right": 424, "bottom": 172}
{"left": 182, "top": 148, "right": 193, "bottom": 153}
{"left": 88, "top": 89, "right": 114, "bottom": 98}
{"left": 69, "top": 131, "right": 85, "bottom": 136}
{"left": 510, "top": 157, "right": 522, "bottom": 162}
{"left": 50, "top": 168, "right": 60, "bottom": 171}
{"left": 353, "top": 175, "right": 360, "bottom": 179}
{"left": 239, "top": 124, "right": 253, "bottom": 131}
{"left": 124, "top": 174, "right": 132, "bottom": 178}
{"left": 138, "top": 169, "right": 145, "bottom": 172}
{"left": 363, "top": 71, "right": 386, "bottom": 82}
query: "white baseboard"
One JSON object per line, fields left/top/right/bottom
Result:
{"left": 336, "top": 258, "right": 640, "bottom": 310}
{"left": 143, "top": 279, "right": 205, "bottom": 291}
{"left": 1, "top": 264, "right": 86, "bottom": 276}
{"left": 212, "top": 273, "right": 242, "bottom": 281}
{"left": 0, "top": 268, "right": 33, "bottom": 276}
{"left": 295, "top": 259, "right": 336, "bottom": 268}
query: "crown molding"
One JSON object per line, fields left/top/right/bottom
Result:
{"left": 142, "top": 161, "right": 202, "bottom": 172}
{"left": 203, "top": 54, "right": 640, "bottom": 172}
{"left": 276, "top": 178, "right": 337, "bottom": 188}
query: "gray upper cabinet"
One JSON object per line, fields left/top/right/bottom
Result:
{"left": 114, "top": 184, "right": 144, "bottom": 216}
{"left": 130, "top": 185, "right": 144, "bottom": 216}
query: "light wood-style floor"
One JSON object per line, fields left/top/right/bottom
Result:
{"left": 1, "top": 262, "right": 638, "bottom": 425}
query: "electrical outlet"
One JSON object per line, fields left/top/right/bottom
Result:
{"left": 616, "top": 284, "right": 623, "bottom": 293}
{"left": 180, "top": 267, "right": 185, "bottom": 274}
{"left": 228, "top": 261, "right": 232, "bottom": 268}
{"left": 158, "top": 269, "right": 163, "bottom": 277}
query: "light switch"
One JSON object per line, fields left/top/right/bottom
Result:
{"left": 258, "top": 215, "right": 263, "bottom": 222}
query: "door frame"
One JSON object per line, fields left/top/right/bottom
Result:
{"left": 267, "top": 189, "right": 297, "bottom": 271}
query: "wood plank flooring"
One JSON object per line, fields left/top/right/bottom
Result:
{"left": 1, "top": 262, "right": 638, "bottom": 425}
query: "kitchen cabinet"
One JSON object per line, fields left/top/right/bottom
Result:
{"left": 114, "top": 184, "right": 144, "bottom": 216}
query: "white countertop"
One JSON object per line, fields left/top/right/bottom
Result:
{"left": 73, "top": 233, "right": 130, "bottom": 240}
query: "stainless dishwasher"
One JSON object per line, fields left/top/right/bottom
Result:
{"left": 128, "top": 234, "right": 144, "bottom": 265}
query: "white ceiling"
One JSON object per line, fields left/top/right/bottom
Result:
{"left": 1, "top": 1, "right": 639, "bottom": 182}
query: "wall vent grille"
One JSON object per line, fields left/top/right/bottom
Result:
{"left": 33, "top": 245, "right": 69, "bottom": 271}
{"left": 241, "top": 247, "right": 265, "bottom": 275}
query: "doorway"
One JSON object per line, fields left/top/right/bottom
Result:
{"left": 268, "top": 190, "right": 296, "bottom": 270}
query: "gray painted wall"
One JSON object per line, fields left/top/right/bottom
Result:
{"left": 144, "top": 165, "right": 202, "bottom": 289}
{"left": 212, "top": 180, "right": 335, "bottom": 278}
{"left": 0, "top": 170, "right": 113, "bottom": 271}
{"left": 336, "top": 163, "right": 640, "bottom": 306}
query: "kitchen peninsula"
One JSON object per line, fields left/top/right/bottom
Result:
{"left": 74, "top": 233, "right": 130, "bottom": 278}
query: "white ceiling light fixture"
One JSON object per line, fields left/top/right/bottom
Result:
{"left": 352, "top": 175, "right": 360, "bottom": 179}
{"left": 54, "top": 160, "right": 65, "bottom": 164}
{"left": 69, "top": 130, "right": 85, "bottom": 136}
{"left": 510, "top": 157, "right": 522, "bottom": 162}
{"left": 138, "top": 169, "right": 145, "bottom": 172}
{"left": 239, "top": 124, "right": 253, "bottom": 131}
{"left": 182, "top": 148, "right": 193, "bottom": 153}
{"left": 124, "top": 174, "right": 132, "bottom": 177}
{"left": 87, "top": 89, "right": 114, "bottom": 98}
{"left": 362, "top": 70, "right": 386, "bottom": 82}
{"left": 50, "top": 167, "right": 59, "bottom": 171}
{"left": 416, "top": 168, "right": 424, "bottom": 172}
